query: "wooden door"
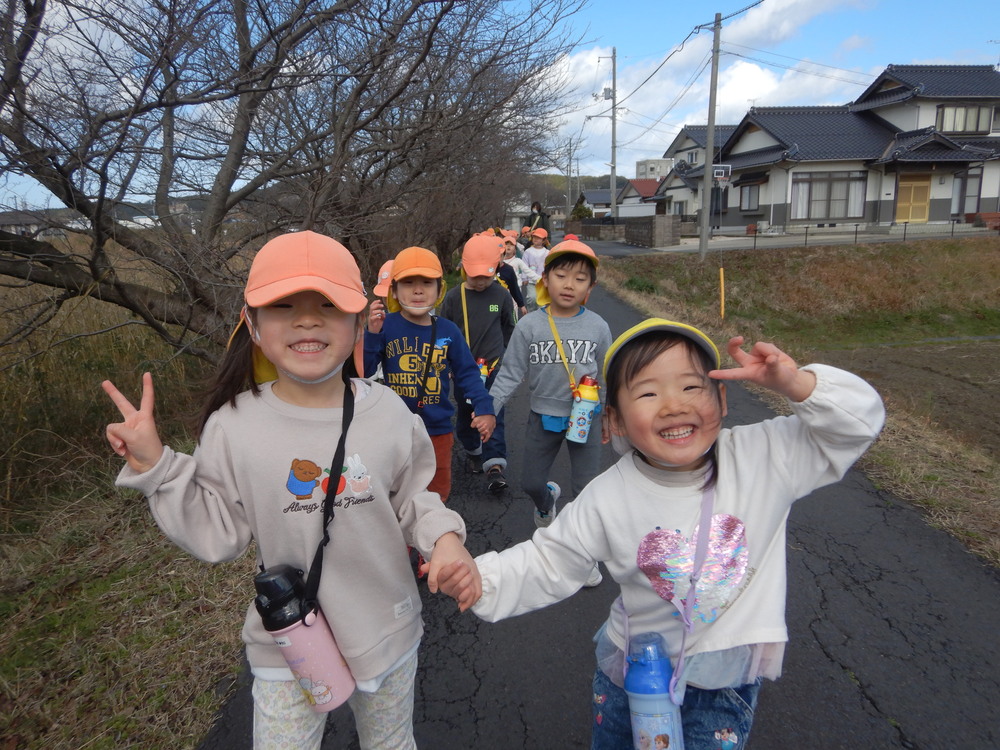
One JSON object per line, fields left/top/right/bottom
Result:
{"left": 896, "top": 174, "right": 931, "bottom": 223}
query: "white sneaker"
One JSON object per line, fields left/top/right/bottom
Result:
{"left": 584, "top": 564, "right": 603, "bottom": 588}
{"left": 534, "top": 482, "right": 561, "bottom": 528}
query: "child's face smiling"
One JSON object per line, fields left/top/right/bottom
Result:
{"left": 609, "top": 344, "right": 727, "bottom": 471}
{"left": 254, "top": 290, "right": 357, "bottom": 385}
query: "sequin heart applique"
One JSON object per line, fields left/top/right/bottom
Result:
{"left": 636, "top": 515, "right": 749, "bottom": 624}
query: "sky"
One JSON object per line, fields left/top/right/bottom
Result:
{"left": 557, "top": 0, "right": 1000, "bottom": 177}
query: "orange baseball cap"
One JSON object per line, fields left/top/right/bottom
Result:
{"left": 244, "top": 231, "right": 367, "bottom": 312}
{"left": 240, "top": 231, "right": 366, "bottom": 380}
{"left": 544, "top": 238, "right": 599, "bottom": 269}
{"left": 372, "top": 260, "right": 394, "bottom": 297}
{"left": 387, "top": 246, "right": 446, "bottom": 312}
{"left": 530, "top": 227, "right": 548, "bottom": 239}
{"left": 461, "top": 234, "right": 504, "bottom": 277}
{"left": 391, "top": 246, "right": 443, "bottom": 281}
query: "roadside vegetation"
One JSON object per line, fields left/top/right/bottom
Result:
{"left": 1, "top": 236, "right": 997, "bottom": 747}
{"left": 599, "top": 236, "right": 999, "bottom": 565}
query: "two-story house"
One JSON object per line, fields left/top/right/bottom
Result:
{"left": 653, "top": 64, "right": 1000, "bottom": 233}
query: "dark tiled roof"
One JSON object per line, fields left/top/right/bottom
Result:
{"left": 872, "top": 127, "right": 1000, "bottom": 164}
{"left": 682, "top": 125, "right": 738, "bottom": 149}
{"left": 582, "top": 189, "right": 612, "bottom": 205}
{"left": 729, "top": 106, "right": 893, "bottom": 161}
{"left": 853, "top": 65, "right": 1000, "bottom": 107}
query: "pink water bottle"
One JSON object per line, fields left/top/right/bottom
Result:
{"left": 254, "top": 565, "right": 356, "bottom": 712}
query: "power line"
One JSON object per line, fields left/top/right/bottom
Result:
{"left": 723, "top": 49, "right": 871, "bottom": 86}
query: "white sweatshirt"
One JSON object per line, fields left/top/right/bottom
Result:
{"left": 473, "top": 364, "right": 885, "bottom": 680}
{"left": 116, "top": 380, "right": 466, "bottom": 682}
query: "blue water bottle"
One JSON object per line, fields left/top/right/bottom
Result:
{"left": 625, "top": 632, "right": 685, "bottom": 750}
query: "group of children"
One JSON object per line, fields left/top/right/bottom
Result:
{"left": 102, "top": 227, "right": 885, "bottom": 750}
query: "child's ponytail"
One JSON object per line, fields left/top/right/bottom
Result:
{"left": 197, "top": 322, "right": 258, "bottom": 437}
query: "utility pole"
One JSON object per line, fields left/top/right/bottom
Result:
{"left": 610, "top": 46, "right": 618, "bottom": 221}
{"left": 699, "top": 13, "right": 721, "bottom": 260}
{"left": 566, "top": 140, "right": 573, "bottom": 226}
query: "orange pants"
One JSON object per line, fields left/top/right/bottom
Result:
{"left": 428, "top": 432, "right": 454, "bottom": 502}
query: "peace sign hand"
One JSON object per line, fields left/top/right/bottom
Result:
{"left": 101, "top": 372, "right": 165, "bottom": 474}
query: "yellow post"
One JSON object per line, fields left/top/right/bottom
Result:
{"left": 719, "top": 267, "right": 725, "bottom": 319}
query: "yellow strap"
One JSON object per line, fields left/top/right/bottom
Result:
{"left": 546, "top": 308, "right": 576, "bottom": 394}
{"left": 460, "top": 285, "right": 471, "bottom": 343}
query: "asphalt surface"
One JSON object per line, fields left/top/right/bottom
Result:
{"left": 198, "top": 238, "right": 1000, "bottom": 749}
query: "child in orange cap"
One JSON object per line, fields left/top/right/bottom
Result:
{"left": 102, "top": 231, "right": 480, "bottom": 749}
{"left": 488, "top": 239, "right": 611, "bottom": 589}
{"left": 364, "top": 246, "right": 495, "bottom": 502}
{"left": 521, "top": 227, "right": 549, "bottom": 310}
{"left": 439, "top": 234, "right": 516, "bottom": 493}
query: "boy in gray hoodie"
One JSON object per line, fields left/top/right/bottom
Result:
{"left": 488, "top": 240, "right": 611, "bottom": 586}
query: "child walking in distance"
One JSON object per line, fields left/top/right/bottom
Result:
{"left": 102, "top": 231, "right": 480, "bottom": 750}
{"left": 463, "top": 318, "right": 885, "bottom": 750}
{"left": 488, "top": 240, "right": 611, "bottom": 553}
{"left": 521, "top": 227, "right": 549, "bottom": 310}
{"left": 439, "top": 233, "right": 516, "bottom": 493}
{"left": 364, "top": 246, "right": 495, "bottom": 502}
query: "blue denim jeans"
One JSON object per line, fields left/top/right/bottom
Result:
{"left": 591, "top": 667, "right": 760, "bottom": 750}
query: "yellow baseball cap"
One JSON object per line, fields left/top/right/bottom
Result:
{"left": 603, "top": 318, "right": 721, "bottom": 381}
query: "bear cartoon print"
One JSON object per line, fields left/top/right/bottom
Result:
{"left": 286, "top": 458, "right": 323, "bottom": 500}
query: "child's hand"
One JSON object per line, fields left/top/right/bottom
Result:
{"left": 470, "top": 413, "right": 496, "bottom": 443}
{"left": 710, "top": 336, "right": 817, "bottom": 402}
{"left": 367, "top": 298, "right": 386, "bottom": 333}
{"left": 102, "top": 372, "right": 165, "bottom": 474}
{"left": 424, "top": 532, "right": 482, "bottom": 612}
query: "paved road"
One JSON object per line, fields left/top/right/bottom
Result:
{"left": 198, "top": 251, "right": 1000, "bottom": 749}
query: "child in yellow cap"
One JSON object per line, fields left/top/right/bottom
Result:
{"left": 463, "top": 318, "right": 885, "bottom": 749}
{"left": 102, "top": 231, "right": 480, "bottom": 750}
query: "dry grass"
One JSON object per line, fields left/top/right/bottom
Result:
{"left": 599, "top": 236, "right": 1000, "bottom": 566}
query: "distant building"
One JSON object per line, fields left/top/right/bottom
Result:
{"left": 635, "top": 158, "right": 673, "bottom": 180}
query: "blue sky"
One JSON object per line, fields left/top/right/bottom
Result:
{"left": 559, "top": 0, "right": 1000, "bottom": 176}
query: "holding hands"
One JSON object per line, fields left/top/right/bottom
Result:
{"left": 710, "top": 336, "right": 817, "bottom": 403}
{"left": 469, "top": 413, "right": 496, "bottom": 443}
{"left": 423, "top": 532, "right": 483, "bottom": 612}
{"left": 101, "top": 372, "right": 165, "bottom": 474}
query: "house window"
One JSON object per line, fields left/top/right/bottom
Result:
{"left": 936, "top": 104, "right": 993, "bottom": 134}
{"left": 790, "top": 171, "right": 866, "bottom": 220}
{"left": 687, "top": 151, "right": 700, "bottom": 166}
{"left": 951, "top": 168, "right": 982, "bottom": 215}
{"left": 992, "top": 107, "right": 1000, "bottom": 133}
{"left": 740, "top": 184, "right": 760, "bottom": 211}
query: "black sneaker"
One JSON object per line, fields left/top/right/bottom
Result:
{"left": 486, "top": 465, "right": 508, "bottom": 493}
{"left": 465, "top": 455, "right": 483, "bottom": 474}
